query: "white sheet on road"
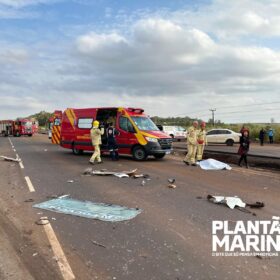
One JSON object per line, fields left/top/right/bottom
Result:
{"left": 210, "top": 196, "right": 246, "bottom": 209}
{"left": 197, "top": 158, "right": 232, "bottom": 170}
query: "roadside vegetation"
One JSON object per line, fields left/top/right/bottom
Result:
{"left": 151, "top": 116, "right": 280, "bottom": 143}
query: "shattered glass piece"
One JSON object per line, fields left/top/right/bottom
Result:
{"left": 33, "top": 197, "right": 142, "bottom": 222}
{"left": 197, "top": 159, "right": 232, "bottom": 170}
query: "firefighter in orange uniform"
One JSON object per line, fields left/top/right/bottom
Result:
{"left": 89, "top": 120, "right": 104, "bottom": 164}
{"left": 196, "top": 122, "right": 207, "bottom": 162}
{"left": 183, "top": 121, "right": 198, "bottom": 166}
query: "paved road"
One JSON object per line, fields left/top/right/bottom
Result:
{"left": 174, "top": 141, "right": 280, "bottom": 158}
{"left": 1, "top": 134, "right": 280, "bottom": 280}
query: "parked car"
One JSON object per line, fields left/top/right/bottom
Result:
{"left": 158, "top": 125, "right": 187, "bottom": 141}
{"left": 206, "top": 129, "right": 241, "bottom": 146}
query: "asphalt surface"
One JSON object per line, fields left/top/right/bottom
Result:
{"left": 173, "top": 142, "right": 280, "bottom": 158}
{"left": 1, "top": 134, "right": 280, "bottom": 280}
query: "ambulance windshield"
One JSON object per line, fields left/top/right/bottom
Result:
{"left": 131, "top": 116, "right": 159, "bottom": 131}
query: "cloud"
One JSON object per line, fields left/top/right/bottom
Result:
{"left": 0, "top": 0, "right": 279, "bottom": 122}
{"left": 74, "top": 18, "right": 280, "bottom": 98}
{"left": 0, "top": 0, "right": 58, "bottom": 8}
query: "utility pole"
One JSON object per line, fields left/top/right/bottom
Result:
{"left": 209, "top": 109, "right": 216, "bottom": 126}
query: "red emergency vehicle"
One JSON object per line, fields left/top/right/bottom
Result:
{"left": 60, "top": 107, "right": 172, "bottom": 160}
{"left": 0, "top": 119, "right": 33, "bottom": 137}
{"left": 48, "top": 111, "right": 62, "bottom": 144}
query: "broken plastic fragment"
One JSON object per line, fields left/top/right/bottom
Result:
{"left": 33, "top": 196, "right": 142, "bottom": 222}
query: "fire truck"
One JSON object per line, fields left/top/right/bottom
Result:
{"left": 0, "top": 119, "right": 33, "bottom": 137}
{"left": 59, "top": 107, "right": 173, "bottom": 160}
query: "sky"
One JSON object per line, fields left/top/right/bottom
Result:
{"left": 0, "top": 0, "right": 279, "bottom": 123}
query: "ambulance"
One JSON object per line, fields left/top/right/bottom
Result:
{"left": 59, "top": 107, "right": 172, "bottom": 160}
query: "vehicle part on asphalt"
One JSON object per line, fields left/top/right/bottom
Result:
{"left": 197, "top": 159, "right": 232, "bottom": 170}
{"left": 133, "top": 174, "right": 150, "bottom": 179}
{"left": 91, "top": 240, "right": 106, "bottom": 248}
{"left": 83, "top": 168, "right": 137, "bottom": 176}
{"left": 168, "top": 178, "right": 176, "bottom": 184}
{"left": 0, "top": 155, "right": 21, "bottom": 162}
{"left": 168, "top": 184, "right": 177, "bottom": 189}
{"left": 33, "top": 196, "right": 142, "bottom": 222}
{"left": 114, "top": 173, "right": 129, "bottom": 178}
{"left": 67, "top": 180, "right": 74, "bottom": 183}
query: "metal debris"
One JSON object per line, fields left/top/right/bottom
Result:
{"left": 91, "top": 240, "right": 106, "bottom": 248}
{"left": 0, "top": 155, "right": 21, "bottom": 162}
{"left": 168, "top": 178, "right": 176, "bottom": 184}
{"left": 83, "top": 168, "right": 137, "bottom": 177}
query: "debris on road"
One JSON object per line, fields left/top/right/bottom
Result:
{"left": 207, "top": 195, "right": 246, "bottom": 209}
{"left": 33, "top": 196, "right": 142, "bottom": 222}
{"left": 67, "top": 180, "right": 74, "bottom": 183}
{"left": 133, "top": 174, "right": 150, "bottom": 179}
{"left": 197, "top": 159, "right": 232, "bottom": 170}
{"left": 83, "top": 168, "right": 137, "bottom": 177}
{"left": 114, "top": 173, "right": 129, "bottom": 178}
{"left": 207, "top": 195, "right": 265, "bottom": 210}
{"left": 168, "top": 178, "right": 176, "bottom": 184}
{"left": 35, "top": 217, "right": 49, "bottom": 225}
{"left": 168, "top": 184, "right": 176, "bottom": 189}
{"left": 91, "top": 240, "right": 106, "bottom": 248}
{"left": 141, "top": 180, "right": 146, "bottom": 186}
{"left": 0, "top": 155, "right": 21, "bottom": 162}
{"left": 24, "top": 198, "right": 34, "bottom": 203}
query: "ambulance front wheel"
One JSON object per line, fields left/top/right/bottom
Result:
{"left": 72, "top": 146, "right": 84, "bottom": 155}
{"left": 132, "top": 146, "right": 147, "bottom": 161}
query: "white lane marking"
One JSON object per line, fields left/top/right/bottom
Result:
{"left": 24, "top": 176, "right": 35, "bottom": 192}
{"left": 13, "top": 149, "right": 16, "bottom": 152}
{"left": 19, "top": 162, "right": 24, "bottom": 169}
{"left": 43, "top": 223, "right": 75, "bottom": 280}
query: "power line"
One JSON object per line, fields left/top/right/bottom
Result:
{"left": 175, "top": 101, "right": 280, "bottom": 117}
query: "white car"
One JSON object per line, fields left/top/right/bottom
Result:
{"left": 206, "top": 129, "right": 241, "bottom": 146}
{"left": 162, "top": 126, "right": 187, "bottom": 141}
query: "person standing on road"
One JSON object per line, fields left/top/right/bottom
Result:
{"left": 183, "top": 121, "right": 198, "bottom": 166}
{"left": 259, "top": 128, "right": 265, "bottom": 146}
{"left": 196, "top": 122, "right": 207, "bottom": 162}
{"left": 238, "top": 130, "right": 250, "bottom": 168}
{"left": 106, "top": 122, "right": 120, "bottom": 161}
{"left": 89, "top": 120, "right": 104, "bottom": 164}
{"left": 268, "top": 128, "right": 274, "bottom": 144}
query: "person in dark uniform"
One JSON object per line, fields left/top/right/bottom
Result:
{"left": 238, "top": 130, "right": 250, "bottom": 168}
{"left": 259, "top": 128, "right": 265, "bottom": 146}
{"left": 106, "top": 122, "right": 120, "bottom": 160}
